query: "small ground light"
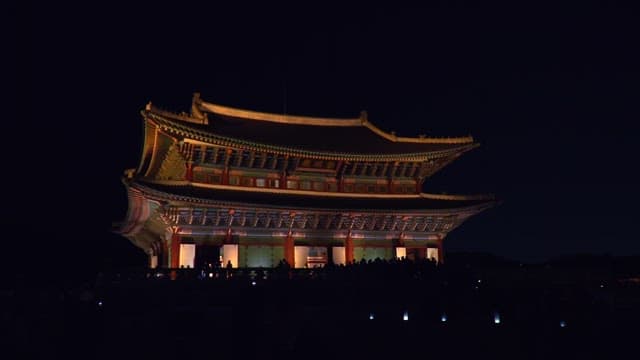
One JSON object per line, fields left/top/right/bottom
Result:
{"left": 403, "top": 311, "right": 409, "bottom": 321}
{"left": 369, "top": 313, "right": 375, "bottom": 320}
{"left": 441, "top": 313, "right": 447, "bottom": 322}
{"left": 493, "top": 312, "right": 501, "bottom": 324}
{"left": 97, "top": 301, "right": 103, "bottom": 307}
{"left": 251, "top": 281, "right": 256, "bottom": 286}
{"left": 208, "top": 273, "right": 213, "bottom": 278}
{"left": 560, "top": 320, "right": 566, "bottom": 328}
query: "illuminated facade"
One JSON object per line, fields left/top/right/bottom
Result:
{"left": 118, "top": 93, "right": 494, "bottom": 269}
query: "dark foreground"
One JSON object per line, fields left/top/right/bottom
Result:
{"left": 4, "top": 257, "right": 640, "bottom": 359}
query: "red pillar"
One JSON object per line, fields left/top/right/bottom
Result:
{"left": 280, "top": 172, "right": 287, "bottom": 189}
{"left": 337, "top": 161, "right": 344, "bottom": 192}
{"left": 222, "top": 167, "right": 229, "bottom": 185}
{"left": 162, "top": 240, "right": 169, "bottom": 267}
{"left": 225, "top": 209, "right": 235, "bottom": 244}
{"left": 280, "top": 155, "right": 289, "bottom": 189}
{"left": 170, "top": 233, "right": 181, "bottom": 269}
{"left": 186, "top": 161, "right": 193, "bottom": 181}
{"left": 222, "top": 148, "right": 232, "bottom": 185}
{"left": 225, "top": 227, "right": 232, "bottom": 244}
{"left": 284, "top": 230, "right": 295, "bottom": 267}
{"left": 437, "top": 237, "right": 444, "bottom": 264}
{"left": 345, "top": 230, "right": 354, "bottom": 264}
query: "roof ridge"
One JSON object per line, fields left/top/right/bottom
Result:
{"left": 197, "top": 97, "right": 362, "bottom": 126}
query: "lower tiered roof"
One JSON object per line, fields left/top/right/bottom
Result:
{"left": 133, "top": 180, "right": 494, "bottom": 212}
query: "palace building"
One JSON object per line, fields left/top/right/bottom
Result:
{"left": 117, "top": 93, "right": 494, "bottom": 269}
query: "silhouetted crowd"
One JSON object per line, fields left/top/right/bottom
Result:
{"left": 4, "top": 255, "right": 640, "bottom": 360}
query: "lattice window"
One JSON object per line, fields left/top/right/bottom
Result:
{"left": 191, "top": 210, "right": 203, "bottom": 225}
{"left": 193, "top": 170, "right": 206, "bottom": 182}
{"left": 208, "top": 174, "right": 222, "bottom": 184}
{"left": 178, "top": 210, "right": 190, "bottom": 224}
{"left": 215, "top": 148, "right": 226, "bottom": 164}
{"left": 192, "top": 147, "right": 202, "bottom": 163}
{"left": 269, "top": 179, "right": 280, "bottom": 188}
{"left": 300, "top": 181, "right": 312, "bottom": 190}
{"left": 241, "top": 177, "right": 253, "bottom": 187}
{"left": 203, "top": 147, "right": 214, "bottom": 163}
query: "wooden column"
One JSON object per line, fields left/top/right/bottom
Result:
{"left": 350, "top": 162, "right": 358, "bottom": 176}
{"left": 280, "top": 155, "right": 289, "bottom": 189}
{"left": 162, "top": 240, "right": 169, "bottom": 268}
{"left": 222, "top": 148, "right": 232, "bottom": 185}
{"left": 437, "top": 237, "right": 445, "bottom": 264}
{"left": 415, "top": 178, "right": 423, "bottom": 193}
{"left": 337, "top": 161, "right": 346, "bottom": 192}
{"left": 212, "top": 146, "right": 221, "bottom": 164}
{"left": 186, "top": 161, "right": 193, "bottom": 181}
{"left": 225, "top": 209, "right": 235, "bottom": 244}
{"left": 345, "top": 229, "right": 354, "bottom": 264}
{"left": 183, "top": 143, "right": 194, "bottom": 181}
{"left": 248, "top": 151, "right": 256, "bottom": 168}
{"left": 285, "top": 229, "right": 295, "bottom": 267}
{"left": 388, "top": 162, "right": 398, "bottom": 193}
{"left": 259, "top": 152, "right": 268, "bottom": 168}
{"left": 170, "top": 232, "right": 181, "bottom": 269}
{"left": 284, "top": 212, "right": 296, "bottom": 267}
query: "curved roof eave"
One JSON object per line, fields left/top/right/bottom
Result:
{"left": 128, "top": 180, "right": 496, "bottom": 214}
{"left": 145, "top": 110, "right": 478, "bottom": 162}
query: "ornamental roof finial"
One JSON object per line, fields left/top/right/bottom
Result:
{"left": 191, "top": 92, "right": 206, "bottom": 122}
{"left": 360, "top": 110, "right": 368, "bottom": 123}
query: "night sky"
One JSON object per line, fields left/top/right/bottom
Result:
{"left": 14, "top": 2, "right": 640, "bottom": 275}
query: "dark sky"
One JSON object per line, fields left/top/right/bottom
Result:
{"left": 15, "top": 2, "right": 640, "bottom": 273}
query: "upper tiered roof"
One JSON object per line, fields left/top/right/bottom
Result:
{"left": 143, "top": 93, "right": 478, "bottom": 160}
